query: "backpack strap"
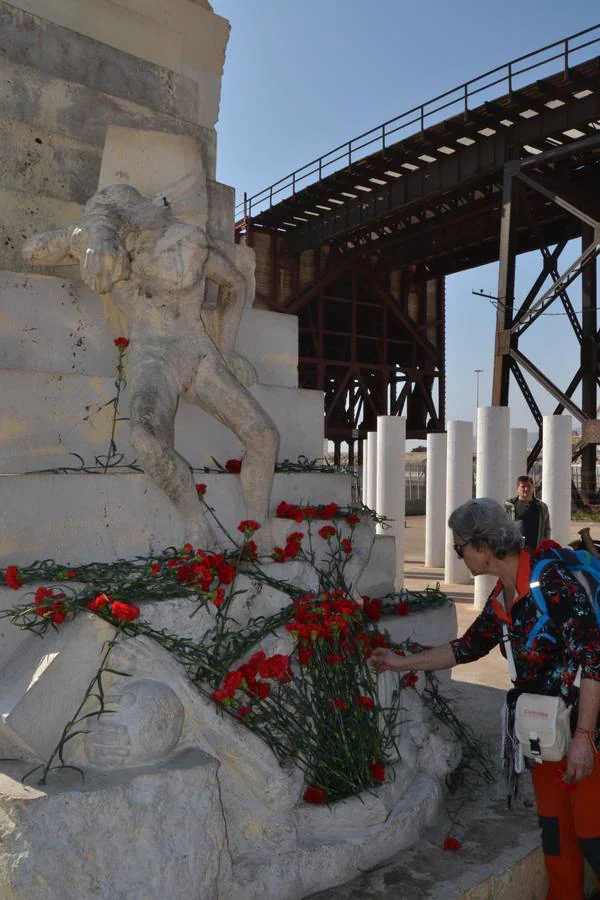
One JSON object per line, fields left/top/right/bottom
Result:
{"left": 528, "top": 557, "right": 559, "bottom": 650}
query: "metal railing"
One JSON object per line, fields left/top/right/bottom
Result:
{"left": 236, "top": 24, "right": 600, "bottom": 221}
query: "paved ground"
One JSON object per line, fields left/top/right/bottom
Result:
{"left": 307, "top": 517, "right": 600, "bottom": 900}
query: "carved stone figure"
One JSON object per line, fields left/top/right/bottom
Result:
{"left": 22, "top": 184, "right": 280, "bottom": 551}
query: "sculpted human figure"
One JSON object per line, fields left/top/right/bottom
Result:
{"left": 22, "top": 184, "right": 279, "bottom": 551}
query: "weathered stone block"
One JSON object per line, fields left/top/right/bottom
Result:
{"left": 0, "top": 273, "right": 299, "bottom": 386}
{"left": 0, "top": 471, "right": 353, "bottom": 566}
{"left": 0, "top": 750, "right": 229, "bottom": 900}
{"left": 0, "top": 370, "right": 323, "bottom": 471}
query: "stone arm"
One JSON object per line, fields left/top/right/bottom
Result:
{"left": 22, "top": 227, "right": 76, "bottom": 267}
{"left": 22, "top": 213, "right": 130, "bottom": 294}
{"left": 205, "top": 246, "right": 256, "bottom": 386}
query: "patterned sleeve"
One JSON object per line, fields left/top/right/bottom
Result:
{"left": 450, "top": 598, "right": 501, "bottom": 664}
{"left": 542, "top": 563, "right": 600, "bottom": 682}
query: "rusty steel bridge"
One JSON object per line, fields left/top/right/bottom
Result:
{"left": 235, "top": 26, "right": 600, "bottom": 493}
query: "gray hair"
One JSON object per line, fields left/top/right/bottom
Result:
{"left": 448, "top": 498, "right": 523, "bottom": 559}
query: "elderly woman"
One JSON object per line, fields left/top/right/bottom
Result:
{"left": 372, "top": 497, "right": 600, "bottom": 900}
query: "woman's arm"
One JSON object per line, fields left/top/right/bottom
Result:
{"left": 371, "top": 643, "right": 456, "bottom": 673}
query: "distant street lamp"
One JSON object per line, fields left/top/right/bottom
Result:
{"left": 474, "top": 369, "right": 484, "bottom": 409}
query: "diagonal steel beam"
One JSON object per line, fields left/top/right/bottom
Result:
{"left": 513, "top": 242, "right": 600, "bottom": 335}
{"left": 510, "top": 348, "right": 588, "bottom": 420}
{"left": 517, "top": 170, "right": 600, "bottom": 230}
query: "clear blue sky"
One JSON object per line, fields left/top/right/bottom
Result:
{"left": 214, "top": 1, "right": 599, "bottom": 434}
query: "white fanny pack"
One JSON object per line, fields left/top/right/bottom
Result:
{"left": 514, "top": 692, "right": 571, "bottom": 762}
{"left": 502, "top": 621, "right": 573, "bottom": 764}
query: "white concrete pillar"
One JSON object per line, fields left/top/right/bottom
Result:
{"left": 375, "top": 416, "right": 406, "bottom": 587}
{"left": 474, "top": 406, "right": 510, "bottom": 610}
{"left": 366, "top": 431, "right": 378, "bottom": 511}
{"left": 509, "top": 427, "right": 529, "bottom": 495}
{"left": 542, "top": 414, "right": 572, "bottom": 547}
{"left": 361, "top": 439, "right": 369, "bottom": 506}
{"left": 425, "top": 432, "right": 447, "bottom": 567}
{"left": 445, "top": 420, "right": 473, "bottom": 585}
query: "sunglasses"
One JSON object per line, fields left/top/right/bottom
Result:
{"left": 453, "top": 541, "right": 470, "bottom": 559}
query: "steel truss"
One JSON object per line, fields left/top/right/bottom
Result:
{"left": 262, "top": 250, "right": 445, "bottom": 464}
{"left": 492, "top": 136, "right": 600, "bottom": 494}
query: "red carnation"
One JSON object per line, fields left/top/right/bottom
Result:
{"left": 110, "top": 600, "right": 140, "bottom": 621}
{"left": 4, "top": 565, "right": 23, "bottom": 590}
{"left": 298, "top": 646, "right": 313, "bottom": 666}
{"left": 66, "top": 570, "right": 77, "bottom": 579}
{"left": 238, "top": 520, "right": 260, "bottom": 536}
{"left": 402, "top": 671, "right": 418, "bottom": 688}
{"left": 395, "top": 601, "right": 410, "bottom": 616}
{"left": 331, "top": 698, "right": 348, "bottom": 711}
{"left": 363, "top": 598, "right": 382, "bottom": 621}
{"left": 340, "top": 538, "right": 352, "bottom": 554}
{"left": 356, "top": 695, "right": 375, "bottom": 710}
{"left": 443, "top": 836, "right": 462, "bottom": 852}
{"left": 241, "top": 540, "right": 258, "bottom": 562}
{"left": 212, "top": 588, "right": 226, "bottom": 608}
{"left": 113, "top": 336, "right": 129, "bottom": 350}
{"left": 237, "top": 705, "right": 251, "bottom": 720}
{"left": 368, "top": 762, "right": 385, "bottom": 783}
{"left": 225, "top": 458, "right": 242, "bottom": 474}
{"left": 87, "top": 593, "right": 110, "bottom": 612}
{"left": 304, "top": 785, "right": 326, "bottom": 805}
{"left": 320, "top": 502, "right": 339, "bottom": 519}
{"left": 318, "top": 525, "right": 336, "bottom": 540}
{"left": 345, "top": 514, "right": 361, "bottom": 526}
{"left": 196, "top": 483, "right": 207, "bottom": 497}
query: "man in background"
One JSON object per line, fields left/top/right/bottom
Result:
{"left": 505, "top": 474, "right": 551, "bottom": 552}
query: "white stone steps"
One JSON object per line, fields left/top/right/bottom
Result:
{"left": 0, "top": 272, "right": 300, "bottom": 388}
{"left": 0, "top": 471, "right": 354, "bottom": 566}
{"left": 0, "top": 369, "right": 323, "bottom": 471}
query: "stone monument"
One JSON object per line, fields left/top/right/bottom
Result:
{"left": 0, "top": 2, "right": 459, "bottom": 897}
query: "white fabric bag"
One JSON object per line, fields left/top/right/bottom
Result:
{"left": 514, "top": 692, "right": 571, "bottom": 762}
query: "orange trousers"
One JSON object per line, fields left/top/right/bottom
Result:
{"left": 531, "top": 753, "right": 600, "bottom": 900}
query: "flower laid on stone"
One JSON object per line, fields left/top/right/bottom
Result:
{"left": 4, "top": 565, "right": 23, "bottom": 589}
{"left": 110, "top": 600, "right": 140, "bottom": 621}
{"left": 0, "top": 499, "right": 481, "bottom": 807}
{"left": 113, "top": 336, "right": 129, "bottom": 350}
{"left": 34, "top": 586, "right": 67, "bottom": 623}
{"left": 225, "top": 458, "right": 242, "bottom": 473}
{"left": 395, "top": 601, "right": 410, "bottom": 616}
{"left": 196, "top": 483, "right": 207, "bottom": 497}
{"left": 368, "top": 762, "right": 385, "bottom": 783}
{"left": 304, "top": 785, "right": 326, "bottom": 805}
{"left": 442, "top": 836, "right": 463, "bottom": 852}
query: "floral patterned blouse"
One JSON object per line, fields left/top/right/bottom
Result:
{"left": 451, "top": 550, "right": 600, "bottom": 710}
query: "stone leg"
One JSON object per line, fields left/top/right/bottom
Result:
{"left": 191, "top": 353, "right": 279, "bottom": 553}
{"left": 129, "top": 356, "right": 217, "bottom": 549}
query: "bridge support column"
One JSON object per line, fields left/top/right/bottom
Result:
{"left": 425, "top": 432, "right": 447, "bottom": 567}
{"left": 581, "top": 223, "right": 598, "bottom": 499}
{"left": 444, "top": 420, "right": 473, "bottom": 586}
{"left": 542, "top": 414, "right": 572, "bottom": 547}
{"left": 474, "top": 406, "right": 510, "bottom": 610}
{"left": 492, "top": 161, "right": 520, "bottom": 407}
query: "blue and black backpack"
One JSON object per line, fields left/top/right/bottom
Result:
{"left": 527, "top": 546, "right": 600, "bottom": 649}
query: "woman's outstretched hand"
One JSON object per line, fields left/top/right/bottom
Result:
{"left": 371, "top": 648, "right": 402, "bottom": 673}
